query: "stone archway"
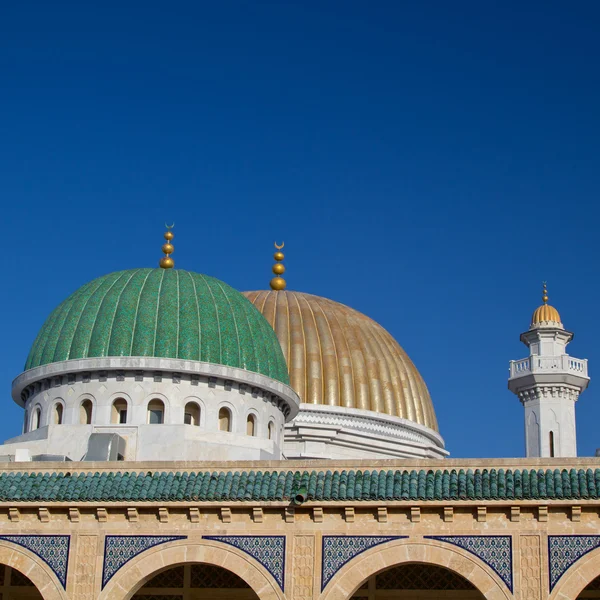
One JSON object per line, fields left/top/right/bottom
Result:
{"left": 550, "top": 546, "right": 600, "bottom": 600}
{"left": 0, "top": 542, "right": 68, "bottom": 600}
{"left": 99, "top": 539, "right": 285, "bottom": 600}
{"left": 320, "top": 539, "right": 513, "bottom": 600}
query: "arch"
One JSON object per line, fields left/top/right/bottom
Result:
{"left": 268, "top": 419, "right": 275, "bottom": 440}
{"left": 52, "top": 401, "right": 64, "bottom": 425}
{"left": 23, "top": 409, "right": 28, "bottom": 433}
{"left": 147, "top": 398, "right": 165, "bottom": 424}
{"left": 31, "top": 405, "right": 42, "bottom": 430}
{"left": 111, "top": 397, "right": 129, "bottom": 424}
{"left": 184, "top": 401, "right": 201, "bottom": 426}
{"left": 320, "top": 538, "right": 511, "bottom": 600}
{"left": 80, "top": 399, "right": 93, "bottom": 425}
{"left": 98, "top": 539, "right": 284, "bottom": 600}
{"left": 219, "top": 406, "right": 232, "bottom": 432}
{"left": 0, "top": 540, "right": 68, "bottom": 600}
{"left": 246, "top": 412, "right": 257, "bottom": 436}
{"left": 550, "top": 545, "right": 600, "bottom": 600}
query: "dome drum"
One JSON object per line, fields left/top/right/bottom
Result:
{"left": 285, "top": 403, "right": 447, "bottom": 460}
{"left": 9, "top": 356, "right": 299, "bottom": 461}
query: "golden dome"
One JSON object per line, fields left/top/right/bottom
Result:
{"left": 243, "top": 290, "right": 438, "bottom": 431}
{"left": 530, "top": 283, "right": 562, "bottom": 328}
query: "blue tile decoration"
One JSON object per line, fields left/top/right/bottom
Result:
{"left": 102, "top": 535, "right": 186, "bottom": 589}
{"left": 548, "top": 535, "right": 600, "bottom": 592}
{"left": 204, "top": 536, "right": 286, "bottom": 591}
{"left": 0, "top": 535, "right": 70, "bottom": 589}
{"left": 321, "top": 536, "right": 407, "bottom": 591}
{"left": 425, "top": 536, "right": 512, "bottom": 592}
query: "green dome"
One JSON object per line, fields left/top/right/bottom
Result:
{"left": 26, "top": 268, "right": 289, "bottom": 384}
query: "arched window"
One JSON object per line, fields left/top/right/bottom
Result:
{"left": 80, "top": 400, "right": 93, "bottom": 425}
{"left": 246, "top": 414, "right": 256, "bottom": 436}
{"left": 23, "top": 410, "right": 28, "bottom": 434}
{"left": 184, "top": 402, "right": 200, "bottom": 426}
{"left": 53, "top": 403, "right": 63, "bottom": 425}
{"left": 111, "top": 398, "right": 128, "bottom": 424}
{"left": 549, "top": 430, "right": 555, "bottom": 457}
{"left": 32, "top": 406, "right": 41, "bottom": 431}
{"left": 148, "top": 399, "right": 165, "bottom": 424}
{"left": 268, "top": 421, "right": 275, "bottom": 440}
{"left": 218, "top": 407, "right": 231, "bottom": 432}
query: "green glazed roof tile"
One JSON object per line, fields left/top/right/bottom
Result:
{"left": 1, "top": 468, "right": 600, "bottom": 503}
{"left": 25, "top": 268, "right": 289, "bottom": 384}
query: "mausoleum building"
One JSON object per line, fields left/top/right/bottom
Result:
{"left": 0, "top": 230, "right": 596, "bottom": 600}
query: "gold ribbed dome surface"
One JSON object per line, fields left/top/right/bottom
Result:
{"left": 530, "top": 283, "right": 562, "bottom": 328}
{"left": 531, "top": 303, "right": 562, "bottom": 326}
{"left": 243, "top": 290, "right": 438, "bottom": 431}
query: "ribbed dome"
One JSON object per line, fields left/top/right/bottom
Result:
{"left": 26, "top": 269, "right": 289, "bottom": 384}
{"left": 531, "top": 303, "right": 562, "bottom": 328}
{"left": 243, "top": 290, "right": 438, "bottom": 430}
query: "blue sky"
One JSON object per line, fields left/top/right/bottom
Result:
{"left": 1, "top": 2, "right": 598, "bottom": 457}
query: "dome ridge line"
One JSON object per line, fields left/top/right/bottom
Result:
{"left": 87, "top": 270, "right": 131, "bottom": 359}
{"left": 151, "top": 268, "right": 165, "bottom": 357}
{"left": 198, "top": 272, "right": 222, "bottom": 364}
{"left": 128, "top": 268, "right": 153, "bottom": 357}
{"left": 105, "top": 269, "right": 138, "bottom": 357}
{"left": 68, "top": 272, "right": 121, "bottom": 362}
{"left": 291, "top": 290, "right": 308, "bottom": 403}
{"left": 212, "top": 276, "right": 242, "bottom": 367}
{"left": 186, "top": 270, "right": 202, "bottom": 362}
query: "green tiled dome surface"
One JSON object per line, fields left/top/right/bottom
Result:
{"left": 0, "top": 468, "right": 598, "bottom": 502}
{"left": 25, "top": 268, "right": 289, "bottom": 384}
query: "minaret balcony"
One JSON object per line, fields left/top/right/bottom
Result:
{"left": 509, "top": 355, "right": 588, "bottom": 379}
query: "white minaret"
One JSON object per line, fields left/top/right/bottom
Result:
{"left": 508, "top": 284, "right": 590, "bottom": 457}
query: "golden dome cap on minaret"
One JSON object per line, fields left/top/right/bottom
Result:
{"left": 531, "top": 283, "right": 563, "bottom": 329}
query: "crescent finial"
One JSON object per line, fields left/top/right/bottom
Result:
{"left": 274, "top": 242, "right": 284, "bottom": 250}
{"left": 165, "top": 222, "right": 175, "bottom": 230}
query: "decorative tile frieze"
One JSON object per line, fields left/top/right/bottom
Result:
{"left": 321, "top": 536, "right": 407, "bottom": 591}
{"left": 204, "top": 535, "right": 286, "bottom": 591}
{"left": 425, "top": 535, "right": 512, "bottom": 592}
{"left": 0, "top": 534, "right": 70, "bottom": 588}
{"left": 102, "top": 535, "right": 186, "bottom": 589}
{"left": 548, "top": 535, "right": 600, "bottom": 592}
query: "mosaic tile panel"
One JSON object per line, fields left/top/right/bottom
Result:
{"left": 102, "top": 535, "right": 186, "bottom": 589}
{"left": 0, "top": 535, "right": 70, "bottom": 588}
{"left": 425, "top": 536, "right": 512, "bottom": 592}
{"left": 548, "top": 535, "right": 600, "bottom": 592}
{"left": 204, "top": 535, "right": 286, "bottom": 591}
{"left": 321, "top": 536, "right": 407, "bottom": 591}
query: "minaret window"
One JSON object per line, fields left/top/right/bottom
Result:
{"left": 53, "top": 403, "right": 63, "bottom": 425}
{"left": 23, "top": 410, "right": 28, "bottom": 433}
{"left": 246, "top": 414, "right": 256, "bottom": 436}
{"left": 80, "top": 400, "right": 93, "bottom": 425}
{"left": 148, "top": 399, "right": 165, "bottom": 424}
{"left": 184, "top": 402, "right": 200, "bottom": 426}
{"left": 549, "top": 431, "right": 555, "bottom": 457}
{"left": 218, "top": 407, "right": 232, "bottom": 432}
{"left": 32, "top": 406, "right": 41, "bottom": 430}
{"left": 268, "top": 421, "right": 275, "bottom": 440}
{"left": 111, "top": 399, "right": 128, "bottom": 424}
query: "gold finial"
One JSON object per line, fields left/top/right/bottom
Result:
{"left": 270, "top": 242, "right": 286, "bottom": 291}
{"left": 542, "top": 281, "right": 548, "bottom": 304}
{"left": 159, "top": 223, "right": 175, "bottom": 269}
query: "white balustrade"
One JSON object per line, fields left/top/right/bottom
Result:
{"left": 509, "top": 355, "right": 588, "bottom": 379}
